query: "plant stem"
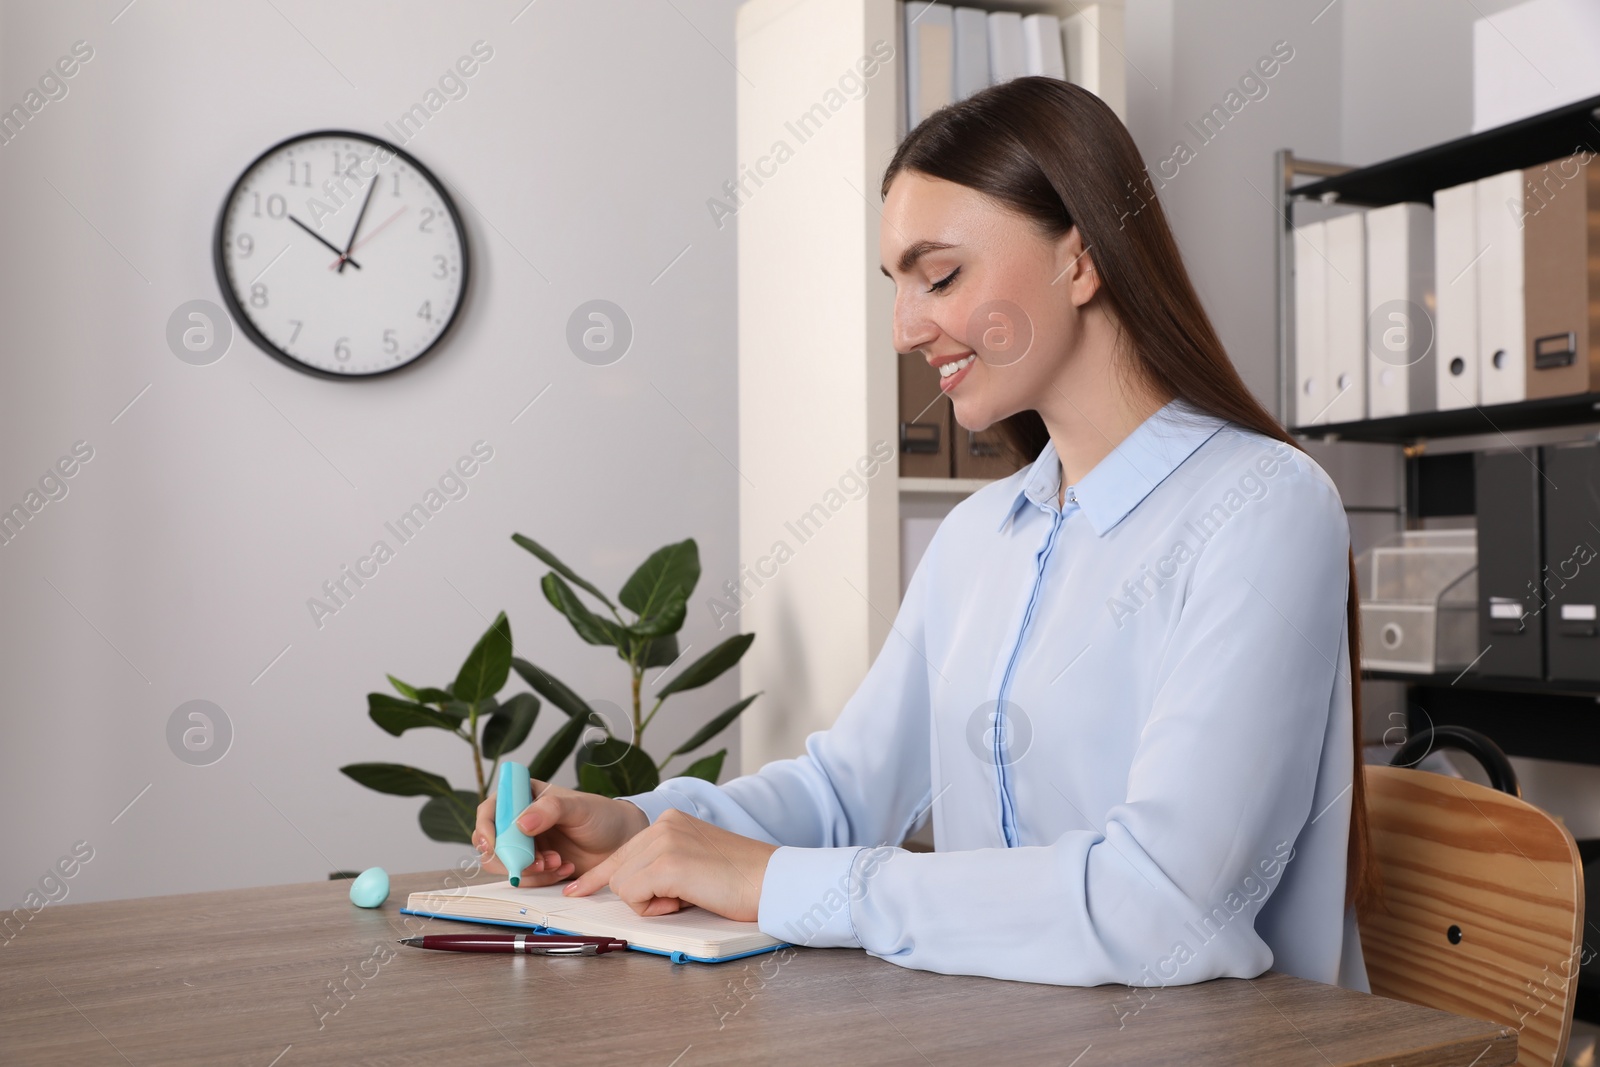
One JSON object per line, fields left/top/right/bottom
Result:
{"left": 468, "top": 699, "right": 486, "bottom": 802}
{"left": 640, "top": 695, "right": 666, "bottom": 735}
{"left": 631, "top": 668, "right": 642, "bottom": 743}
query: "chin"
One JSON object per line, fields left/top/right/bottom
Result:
{"left": 951, "top": 391, "right": 1009, "bottom": 434}
{"left": 952, "top": 404, "right": 997, "bottom": 434}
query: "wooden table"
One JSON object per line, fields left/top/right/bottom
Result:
{"left": 0, "top": 868, "right": 1516, "bottom": 1065}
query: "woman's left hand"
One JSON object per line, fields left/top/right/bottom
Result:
{"left": 561, "top": 808, "right": 779, "bottom": 921}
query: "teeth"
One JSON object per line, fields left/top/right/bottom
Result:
{"left": 939, "top": 354, "right": 976, "bottom": 378}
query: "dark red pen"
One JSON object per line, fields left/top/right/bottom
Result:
{"left": 397, "top": 933, "right": 628, "bottom": 955}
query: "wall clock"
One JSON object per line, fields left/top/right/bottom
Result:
{"left": 213, "top": 129, "right": 468, "bottom": 379}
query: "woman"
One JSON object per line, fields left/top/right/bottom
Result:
{"left": 473, "top": 77, "right": 1376, "bottom": 991}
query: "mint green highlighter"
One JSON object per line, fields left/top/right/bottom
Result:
{"left": 494, "top": 762, "right": 536, "bottom": 886}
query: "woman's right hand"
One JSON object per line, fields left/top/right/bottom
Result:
{"left": 472, "top": 777, "right": 652, "bottom": 887}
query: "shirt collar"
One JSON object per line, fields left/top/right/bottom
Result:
{"left": 996, "top": 397, "right": 1228, "bottom": 536}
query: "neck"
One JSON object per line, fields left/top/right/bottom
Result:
{"left": 1032, "top": 323, "right": 1172, "bottom": 506}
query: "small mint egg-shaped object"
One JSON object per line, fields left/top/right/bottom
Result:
{"left": 349, "top": 866, "right": 390, "bottom": 908}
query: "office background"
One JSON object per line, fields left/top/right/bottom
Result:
{"left": 0, "top": 0, "right": 1561, "bottom": 909}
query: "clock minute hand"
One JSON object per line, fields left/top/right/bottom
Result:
{"left": 337, "top": 172, "right": 380, "bottom": 274}
{"left": 289, "top": 216, "right": 362, "bottom": 271}
{"left": 341, "top": 205, "right": 407, "bottom": 260}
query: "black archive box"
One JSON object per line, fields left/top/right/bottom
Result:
{"left": 1474, "top": 448, "right": 1544, "bottom": 679}
{"left": 1541, "top": 440, "right": 1600, "bottom": 684}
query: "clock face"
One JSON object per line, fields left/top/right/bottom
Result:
{"left": 213, "top": 130, "right": 467, "bottom": 378}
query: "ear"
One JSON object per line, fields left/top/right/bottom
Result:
{"left": 1052, "top": 225, "right": 1100, "bottom": 307}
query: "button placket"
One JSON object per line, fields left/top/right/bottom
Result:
{"left": 993, "top": 504, "right": 1065, "bottom": 847}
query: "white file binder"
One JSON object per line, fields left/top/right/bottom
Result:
{"left": 987, "top": 12, "right": 1026, "bottom": 84}
{"left": 1021, "top": 14, "right": 1065, "bottom": 78}
{"left": 905, "top": 3, "right": 954, "bottom": 129}
{"left": 1294, "top": 219, "right": 1329, "bottom": 426}
{"left": 1364, "top": 202, "right": 1436, "bottom": 417}
{"left": 1434, "top": 180, "right": 1480, "bottom": 410}
{"left": 952, "top": 8, "right": 990, "bottom": 99}
{"left": 1476, "top": 168, "right": 1528, "bottom": 405}
{"left": 1323, "top": 212, "right": 1367, "bottom": 424}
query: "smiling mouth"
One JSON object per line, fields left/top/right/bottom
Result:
{"left": 937, "top": 354, "right": 976, "bottom": 379}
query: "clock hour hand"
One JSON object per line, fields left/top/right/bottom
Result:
{"left": 289, "top": 215, "right": 362, "bottom": 270}
{"left": 336, "top": 171, "right": 380, "bottom": 274}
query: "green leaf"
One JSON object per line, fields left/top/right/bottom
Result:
{"left": 510, "top": 658, "right": 594, "bottom": 720}
{"left": 438, "top": 700, "right": 471, "bottom": 722}
{"left": 542, "top": 573, "right": 621, "bottom": 646}
{"left": 482, "top": 692, "right": 540, "bottom": 761}
{"left": 578, "top": 762, "right": 620, "bottom": 798}
{"left": 680, "top": 748, "right": 726, "bottom": 784}
{"left": 658, "top": 633, "right": 755, "bottom": 697}
{"left": 452, "top": 611, "right": 513, "bottom": 704}
{"left": 413, "top": 686, "right": 455, "bottom": 705}
{"left": 670, "top": 693, "right": 760, "bottom": 757}
{"left": 387, "top": 674, "right": 420, "bottom": 700}
{"left": 626, "top": 592, "right": 687, "bottom": 638}
{"left": 527, "top": 711, "right": 590, "bottom": 783}
{"left": 618, "top": 540, "right": 700, "bottom": 619}
{"left": 367, "top": 693, "right": 462, "bottom": 736}
{"left": 583, "top": 738, "right": 659, "bottom": 796}
{"left": 512, "top": 533, "right": 615, "bottom": 609}
{"left": 641, "top": 634, "right": 679, "bottom": 669}
{"left": 340, "top": 763, "right": 453, "bottom": 798}
{"left": 418, "top": 790, "right": 479, "bottom": 844}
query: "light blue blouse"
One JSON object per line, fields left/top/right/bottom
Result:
{"left": 624, "top": 397, "right": 1369, "bottom": 992}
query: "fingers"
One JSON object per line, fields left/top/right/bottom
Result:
{"left": 565, "top": 831, "right": 637, "bottom": 897}
{"left": 475, "top": 848, "right": 506, "bottom": 877}
{"left": 562, "top": 827, "right": 680, "bottom": 916}
{"left": 472, "top": 793, "right": 497, "bottom": 859}
{"left": 514, "top": 787, "right": 568, "bottom": 838}
{"left": 473, "top": 780, "right": 563, "bottom": 883}
{"left": 641, "top": 896, "right": 683, "bottom": 916}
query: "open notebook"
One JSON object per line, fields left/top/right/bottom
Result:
{"left": 402, "top": 881, "right": 788, "bottom": 964}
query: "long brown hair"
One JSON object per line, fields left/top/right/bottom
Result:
{"left": 883, "top": 77, "right": 1378, "bottom": 915}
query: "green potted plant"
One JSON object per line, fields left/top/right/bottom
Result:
{"left": 340, "top": 538, "right": 757, "bottom": 844}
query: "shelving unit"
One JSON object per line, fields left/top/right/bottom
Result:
{"left": 1295, "top": 391, "right": 1600, "bottom": 446}
{"left": 1276, "top": 92, "right": 1600, "bottom": 765}
{"left": 734, "top": 0, "right": 1125, "bottom": 772}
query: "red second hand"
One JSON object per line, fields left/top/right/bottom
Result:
{"left": 328, "top": 205, "right": 409, "bottom": 270}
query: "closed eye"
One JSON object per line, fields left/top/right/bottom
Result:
{"left": 927, "top": 267, "right": 960, "bottom": 293}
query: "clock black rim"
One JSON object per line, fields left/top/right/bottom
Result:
{"left": 211, "top": 128, "right": 471, "bottom": 381}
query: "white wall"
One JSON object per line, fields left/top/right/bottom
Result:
{"left": 0, "top": 0, "right": 744, "bottom": 906}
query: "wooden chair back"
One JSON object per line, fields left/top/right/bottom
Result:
{"left": 1359, "top": 762, "right": 1585, "bottom": 1067}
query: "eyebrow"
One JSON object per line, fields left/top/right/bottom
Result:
{"left": 880, "top": 239, "right": 958, "bottom": 278}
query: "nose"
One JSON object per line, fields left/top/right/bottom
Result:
{"left": 892, "top": 289, "right": 940, "bottom": 357}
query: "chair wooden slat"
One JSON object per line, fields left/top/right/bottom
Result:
{"left": 1359, "top": 763, "right": 1585, "bottom": 1067}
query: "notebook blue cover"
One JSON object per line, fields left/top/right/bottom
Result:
{"left": 399, "top": 906, "right": 790, "bottom": 965}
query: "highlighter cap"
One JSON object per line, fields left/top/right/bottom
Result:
{"left": 494, "top": 762, "right": 536, "bottom": 886}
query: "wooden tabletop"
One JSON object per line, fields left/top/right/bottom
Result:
{"left": 0, "top": 868, "right": 1516, "bottom": 1066}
